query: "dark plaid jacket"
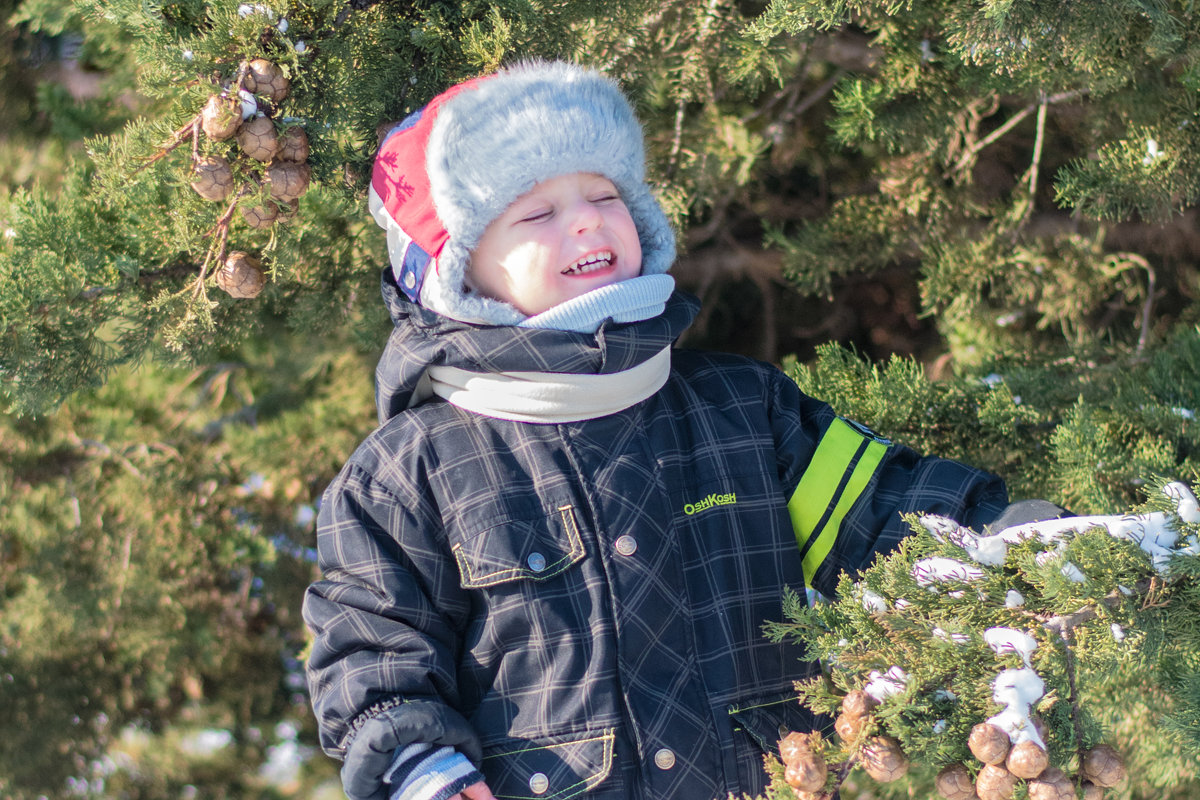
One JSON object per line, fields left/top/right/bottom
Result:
{"left": 303, "top": 272, "right": 1008, "bottom": 800}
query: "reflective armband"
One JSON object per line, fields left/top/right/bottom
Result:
{"left": 788, "top": 418, "right": 890, "bottom": 587}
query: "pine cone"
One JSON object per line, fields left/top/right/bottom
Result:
{"left": 791, "top": 792, "right": 833, "bottom": 800}
{"left": 244, "top": 58, "right": 289, "bottom": 103}
{"left": 276, "top": 126, "right": 309, "bottom": 163}
{"left": 1080, "top": 745, "right": 1125, "bottom": 788}
{"left": 238, "top": 116, "right": 278, "bottom": 162}
{"left": 842, "top": 689, "right": 878, "bottom": 719}
{"left": 1027, "top": 767, "right": 1073, "bottom": 800}
{"left": 240, "top": 203, "right": 279, "bottom": 229}
{"left": 778, "top": 731, "right": 815, "bottom": 765}
{"left": 201, "top": 94, "right": 242, "bottom": 140}
{"left": 266, "top": 162, "right": 311, "bottom": 202}
{"left": 276, "top": 197, "right": 300, "bottom": 221}
{"left": 190, "top": 155, "right": 235, "bottom": 201}
{"left": 835, "top": 712, "right": 864, "bottom": 741}
{"left": 1078, "top": 780, "right": 1105, "bottom": 800}
{"left": 975, "top": 763, "right": 1017, "bottom": 800}
{"left": 860, "top": 735, "right": 908, "bottom": 782}
{"left": 783, "top": 751, "right": 828, "bottom": 793}
{"left": 968, "top": 723, "right": 1011, "bottom": 765}
{"left": 216, "top": 251, "right": 266, "bottom": 298}
{"left": 935, "top": 763, "right": 976, "bottom": 800}
{"left": 1005, "top": 740, "right": 1048, "bottom": 779}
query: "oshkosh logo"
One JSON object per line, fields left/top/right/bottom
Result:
{"left": 684, "top": 492, "right": 737, "bottom": 516}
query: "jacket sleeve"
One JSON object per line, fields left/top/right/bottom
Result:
{"left": 768, "top": 369, "right": 1009, "bottom": 599}
{"left": 302, "top": 460, "right": 482, "bottom": 799}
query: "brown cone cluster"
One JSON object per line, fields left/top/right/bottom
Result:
{"left": 833, "top": 690, "right": 877, "bottom": 743}
{"left": 829, "top": 690, "right": 910, "bottom": 787}
{"left": 191, "top": 155, "right": 235, "bottom": 201}
{"left": 216, "top": 252, "right": 266, "bottom": 299}
{"left": 861, "top": 735, "right": 909, "bottom": 782}
{"left": 1080, "top": 745, "right": 1126, "bottom": 789}
{"left": 777, "top": 731, "right": 830, "bottom": 799}
{"left": 187, "top": 58, "right": 311, "bottom": 297}
{"left": 936, "top": 763, "right": 976, "bottom": 800}
{"left": 934, "top": 721, "right": 1125, "bottom": 800}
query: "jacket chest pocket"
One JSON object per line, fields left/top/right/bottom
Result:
{"left": 482, "top": 730, "right": 616, "bottom": 799}
{"left": 727, "top": 689, "right": 825, "bottom": 795}
{"left": 452, "top": 503, "right": 586, "bottom": 589}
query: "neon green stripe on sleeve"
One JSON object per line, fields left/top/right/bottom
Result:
{"left": 788, "top": 419, "right": 863, "bottom": 551}
{"left": 787, "top": 418, "right": 889, "bottom": 588}
{"left": 800, "top": 437, "right": 887, "bottom": 586}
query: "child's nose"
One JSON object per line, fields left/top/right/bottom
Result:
{"left": 569, "top": 200, "right": 603, "bottom": 234}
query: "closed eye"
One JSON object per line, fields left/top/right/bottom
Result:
{"left": 519, "top": 208, "right": 553, "bottom": 223}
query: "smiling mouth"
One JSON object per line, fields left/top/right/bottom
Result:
{"left": 562, "top": 251, "right": 614, "bottom": 275}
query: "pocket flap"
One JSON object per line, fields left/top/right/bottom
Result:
{"left": 729, "top": 691, "right": 820, "bottom": 754}
{"left": 482, "top": 729, "right": 615, "bottom": 800}
{"left": 452, "top": 504, "right": 585, "bottom": 589}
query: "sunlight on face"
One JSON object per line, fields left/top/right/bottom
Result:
{"left": 468, "top": 172, "right": 643, "bottom": 316}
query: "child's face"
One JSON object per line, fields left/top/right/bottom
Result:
{"left": 467, "top": 172, "right": 643, "bottom": 316}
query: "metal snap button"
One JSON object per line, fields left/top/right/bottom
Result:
{"left": 403, "top": 271, "right": 417, "bottom": 289}
{"left": 527, "top": 552, "right": 547, "bottom": 572}
{"left": 614, "top": 535, "right": 638, "bottom": 556}
{"left": 654, "top": 748, "right": 676, "bottom": 770}
{"left": 529, "top": 772, "right": 549, "bottom": 794}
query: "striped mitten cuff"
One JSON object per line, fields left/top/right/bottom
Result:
{"left": 384, "top": 743, "right": 485, "bottom": 800}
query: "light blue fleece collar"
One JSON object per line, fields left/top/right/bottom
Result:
{"left": 518, "top": 274, "right": 676, "bottom": 334}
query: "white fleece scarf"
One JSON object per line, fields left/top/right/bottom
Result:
{"left": 428, "top": 346, "right": 671, "bottom": 423}
{"left": 426, "top": 276, "right": 676, "bottom": 422}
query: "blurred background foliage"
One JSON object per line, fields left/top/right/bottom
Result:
{"left": 1, "top": 0, "right": 1198, "bottom": 797}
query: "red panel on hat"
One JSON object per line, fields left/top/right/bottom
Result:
{"left": 370, "top": 75, "right": 494, "bottom": 260}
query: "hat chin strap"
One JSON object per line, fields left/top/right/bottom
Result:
{"left": 427, "top": 346, "right": 671, "bottom": 424}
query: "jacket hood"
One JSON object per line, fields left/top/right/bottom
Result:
{"left": 374, "top": 269, "right": 700, "bottom": 424}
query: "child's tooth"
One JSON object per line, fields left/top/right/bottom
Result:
{"left": 565, "top": 252, "right": 612, "bottom": 274}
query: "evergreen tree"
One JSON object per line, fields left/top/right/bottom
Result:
{"left": 1, "top": 1, "right": 1198, "bottom": 798}
{"left": 764, "top": 480, "right": 1200, "bottom": 800}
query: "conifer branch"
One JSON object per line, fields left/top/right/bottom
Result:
{"left": 66, "top": 433, "right": 145, "bottom": 480}
{"left": 1022, "top": 92, "right": 1049, "bottom": 224}
{"left": 102, "top": 528, "right": 136, "bottom": 643}
{"left": 668, "top": 97, "right": 686, "bottom": 177}
{"left": 829, "top": 754, "right": 858, "bottom": 797}
{"left": 1040, "top": 579, "right": 1152, "bottom": 637}
{"left": 135, "top": 64, "right": 250, "bottom": 176}
{"left": 946, "top": 90, "right": 1086, "bottom": 179}
{"left": 192, "top": 185, "right": 252, "bottom": 299}
{"left": 749, "top": 67, "right": 845, "bottom": 129}
{"left": 1140, "top": 576, "right": 1168, "bottom": 609}
{"left": 1059, "top": 626, "right": 1086, "bottom": 760}
{"left": 1135, "top": 256, "right": 1156, "bottom": 356}
{"left": 791, "top": 70, "right": 844, "bottom": 119}
{"left": 134, "top": 116, "right": 200, "bottom": 175}
{"left": 334, "top": 0, "right": 383, "bottom": 28}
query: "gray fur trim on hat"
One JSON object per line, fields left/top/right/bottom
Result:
{"left": 419, "top": 60, "right": 676, "bottom": 325}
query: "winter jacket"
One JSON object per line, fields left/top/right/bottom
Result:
{"left": 303, "top": 271, "right": 1008, "bottom": 800}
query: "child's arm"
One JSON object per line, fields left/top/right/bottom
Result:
{"left": 303, "top": 461, "right": 482, "bottom": 800}
{"left": 768, "top": 369, "right": 1010, "bottom": 599}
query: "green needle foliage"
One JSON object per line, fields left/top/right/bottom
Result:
{"left": 2, "top": 1, "right": 1200, "bottom": 798}
{"left": 765, "top": 483, "right": 1200, "bottom": 799}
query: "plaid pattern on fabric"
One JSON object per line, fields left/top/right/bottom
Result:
{"left": 303, "top": 274, "right": 1008, "bottom": 800}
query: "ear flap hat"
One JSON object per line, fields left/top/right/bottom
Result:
{"left": 368, "top": 60, "right": 676, "bottom": 326}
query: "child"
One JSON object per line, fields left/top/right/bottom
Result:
{"left": 303, "top": 61, "right": 1011, "bottom": 800}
